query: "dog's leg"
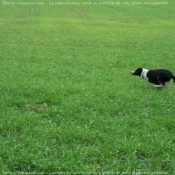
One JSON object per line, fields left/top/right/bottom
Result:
{"left": 154, "top": 84, "right": 164, "bottom": 88}
{"left": 157, "top": 75, "right": 166, "bottom": 88}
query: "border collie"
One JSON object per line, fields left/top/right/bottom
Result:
{"left": 131, "top": 68, "right": 175, "bottom": 88}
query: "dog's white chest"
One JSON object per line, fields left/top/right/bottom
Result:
{"left": 141, "top": 69, "right": 149, "bottom": 81}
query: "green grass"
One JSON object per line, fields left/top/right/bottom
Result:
{"left": 0, "top": 0, "right": 175, "bottom": 174}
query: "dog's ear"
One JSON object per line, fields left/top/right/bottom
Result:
{"left": 136, "top": 68, "right": 143, "bottom": 75}
{"left": 137, "top": 68, "right": 143, "bottom": 72}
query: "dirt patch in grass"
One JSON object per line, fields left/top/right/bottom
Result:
{"left": 24, "top": 103, "right": 49, "bottom": 113}
{"left": 69, "top": 5, "right": 87, "bottom": 19}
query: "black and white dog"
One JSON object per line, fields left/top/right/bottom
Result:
{"left": 131, "top": 68, "right": 175, "bottom": 88}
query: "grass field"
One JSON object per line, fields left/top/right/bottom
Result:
{"left": 0, "top": 0, "right": 175, "bottom": 174}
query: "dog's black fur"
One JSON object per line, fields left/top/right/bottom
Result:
{"left": 131, "top": 68, "right": 175, "bottom": 87}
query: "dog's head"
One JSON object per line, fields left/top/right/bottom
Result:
{"left": 131, "top": 68, "right": 143, "bottom": 76}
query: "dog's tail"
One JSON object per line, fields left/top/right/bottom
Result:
{"left": 172, "top": 75, "right": 175, "bottom": 83}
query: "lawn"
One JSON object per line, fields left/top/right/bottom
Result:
{"left": 0, "top": 0, "right": 175, "bottom": 174}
